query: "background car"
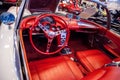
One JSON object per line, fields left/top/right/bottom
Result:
{"left": 58, "top": 0, "right": 82, "bottom": 15}
{"left": 1, "top": 0, "right": 17, "bottom": 5}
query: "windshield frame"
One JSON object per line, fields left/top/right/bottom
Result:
{"left": 15, "top": 0, "right": 27, "bottom": 30}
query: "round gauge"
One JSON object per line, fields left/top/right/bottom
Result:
{"left": 45, "top": 24, "right": 50, "bottom": 30}
{"left": 76, "top": 15, "right": 80, "bottom": 20}
{"left": 66, "top": 13, "right": 73, "bottom": 19}
{"left": 56, "top": 26, "right": 61, "bottom": 30}
{"left": 35, "top": 27, "right": 40, "bottom": 31}
{"left": 52, "top": 26, "right": 56, "bottom": 31}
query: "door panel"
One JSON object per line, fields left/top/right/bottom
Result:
{"left": 104, "top": 30, "right": 120, "bottom": 57}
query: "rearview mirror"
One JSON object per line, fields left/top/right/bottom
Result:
{"left": 0, "top": 12, "right": 15, "bottom": 25}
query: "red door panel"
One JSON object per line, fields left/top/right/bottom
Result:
{"left": 104, "top": 30, "right": 120, "bottom": 57}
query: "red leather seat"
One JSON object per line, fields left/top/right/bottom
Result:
{"left": 29, "top": 55, "right": 120, "bottom": 80}
{"left": 29, "top": 56, "right": 83, "bottom": 80}
{"left": 76, "top": 49, "right": 112, "bottom": 72}
{"left": 81, "top": 66, "right": 120, "bottom": 80}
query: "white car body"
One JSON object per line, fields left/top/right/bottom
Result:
{"left": 0, "top": 6, "right": 31, "bottom": 80}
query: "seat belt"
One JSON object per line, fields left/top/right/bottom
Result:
{"left": 105, "top": 61, "right": 120, "bottom": 67}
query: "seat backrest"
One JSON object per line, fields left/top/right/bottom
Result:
{"left": 81, "top": 66, "right": 120, "bottom": 80}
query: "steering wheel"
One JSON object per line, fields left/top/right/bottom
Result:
{"left": 29, "top": 13, "right": 70, "bottom": 55}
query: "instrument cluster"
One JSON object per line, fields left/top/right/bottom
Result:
{"left": 66, "top": 13, "right": 80, "bottom": 20}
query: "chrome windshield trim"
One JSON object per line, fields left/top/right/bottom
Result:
{"left": 15, "top": 0, "right": 27, "bottom": 30}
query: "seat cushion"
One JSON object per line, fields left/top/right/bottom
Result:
{"left": 29, "top": 56, "right": 83, "bottom": 80}
{"left": 81, "top": 66, "right": 120, "bottom": 80}
{"left": 76, "top": 49, "right": 112, "bottom": 72}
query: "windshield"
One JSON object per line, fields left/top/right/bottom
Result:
{"left": 17, "top": 0, "right": 107, "bottom": 18}
{"left": 14, "top": 0, "right": 60, "bottom": 29}
{"left": 15, "top": 0, "right": 118, "bottom": 32}
{"left": 28, "top": 0, "right": 59, "bottom": 13}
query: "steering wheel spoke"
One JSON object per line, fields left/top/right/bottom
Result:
{"left": 38, "top": 23, "right": 49, "bottom": 33}
{"left": 46, "top": 38, "right": 53, "bottom": 53}
{"left": 55, "top": 29, "right": 66, "bottom": 36}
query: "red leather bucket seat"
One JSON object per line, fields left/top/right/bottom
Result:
{"left": 29, "top": 55, "right": 120, "bottom": 80}
{"left": 76, "top": 49, "right": 120, "bottom": 72}
{"left": 29, "top": 56, "right": 83, "bottom": 80}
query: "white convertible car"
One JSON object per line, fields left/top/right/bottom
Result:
{"left": 0, "top": 0, "right": 120, "bottom": 80}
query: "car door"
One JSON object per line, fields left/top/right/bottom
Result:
{"left": 103, "top": 29, "right": 120, "bottom": 57}
{"left": 85, "top": 0, "right": 120, "bottom": 57}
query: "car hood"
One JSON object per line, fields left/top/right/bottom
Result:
{"left": 28, "top": 0, "right": 60, "bottom": 13}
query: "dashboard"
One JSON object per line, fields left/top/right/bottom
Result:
{"left": 20, "top": 13, "right": 100, "bottom": 34}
